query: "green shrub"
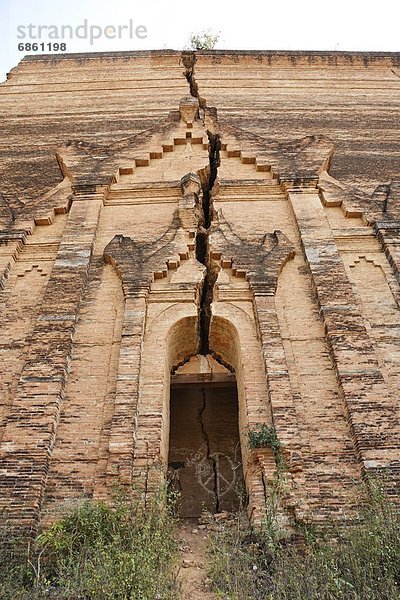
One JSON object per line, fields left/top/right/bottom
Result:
{"left": 248, "top": 424, "right": 280, "bottom": 452}
{"left": 208, "top": 481, "right": 400, "bottom": 599}
{"left": 248, "top": 424, "right": 285, "bottom": 472}
{"left": 0, "top": 523, "right": 34, "bottom": 600}
{"left": 0, "top": 488, "right": 181, "bottom": 599}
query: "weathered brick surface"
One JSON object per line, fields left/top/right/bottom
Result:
{"left": 0, "top": 193, "right": 104, "bottom": 527}
{"left": 192, "top": 51, "right": 400, "bottom": 191}
{"left": 0, "top": 50, "right": 399, "bottom": 530}
{"left": 288, "top": 190, "right": 399, "bottom": 490}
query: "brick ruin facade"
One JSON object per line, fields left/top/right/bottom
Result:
{"left": 0, "top": 50, "right": 399, "bottom": 530}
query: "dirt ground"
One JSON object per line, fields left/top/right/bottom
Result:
{"left": 177, "top": 519, "right": 219, "bottom": 600}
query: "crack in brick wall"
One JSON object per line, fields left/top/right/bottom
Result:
{"left": 183, "top": 50, "right": 222, "bottom": 355}
{"left": 198, "top": 387, "right": 220, "bottom": 513}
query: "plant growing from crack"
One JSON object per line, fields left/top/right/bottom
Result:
{"left": 248, "top": 425, "right": 292, "bottom": 552}
{"left": 248, "top": 424, "right": 285, "bottom": 471}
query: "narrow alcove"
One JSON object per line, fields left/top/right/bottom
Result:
{"left": 168, "top": 355, "right": 244, "bottom": 517}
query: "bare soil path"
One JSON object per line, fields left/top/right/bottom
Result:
{"left": 177, "top": 519, "right": 218, "bottom": 600}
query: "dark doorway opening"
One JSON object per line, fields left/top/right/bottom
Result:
{"left": 168, "top": 377, "right": 243, "bottom": 518}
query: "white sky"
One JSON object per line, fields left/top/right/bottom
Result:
{"left": 0, "top": 0, "right": 399, "bottom": 82}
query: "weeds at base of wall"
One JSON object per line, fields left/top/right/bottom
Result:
{"left": 207, "top": 478, "right": 400, "bottom": 599}
{"left": 0, "top": 486, "right": 181, "bottom": 600}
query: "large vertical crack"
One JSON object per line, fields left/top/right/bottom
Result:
{"left": 182, "top": 51, "right": 206, "bottom": 109}
{"left": 198, "top": 387, "right": 220, "bottom": 512}
{"left": 196, "top": 139, "right": 220, "bottom": 354}
{"left": 182, "top": 51, "right": 223, "bottom": 512}
{"left": 182, "top": 51, "right": 221, "bottom": 354}
{"left": 196, "top": 133, "right": 221, "bottom": 354}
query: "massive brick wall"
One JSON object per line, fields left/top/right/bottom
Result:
{"left": 0, "top": 50, "right": 399, "bottom": 530}
{"left": 192, "top": 51, "right": 400, "bottom": 192}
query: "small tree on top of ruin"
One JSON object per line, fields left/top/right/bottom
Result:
{"left": 187, "top": 29, "right": 220, "bottom": 50}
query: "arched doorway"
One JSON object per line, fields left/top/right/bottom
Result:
{"left": 134, "top": 310, "right": 271, "bottom": 521}
{"left": 168, "top": 355, "right": 244, "bottom": 517}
